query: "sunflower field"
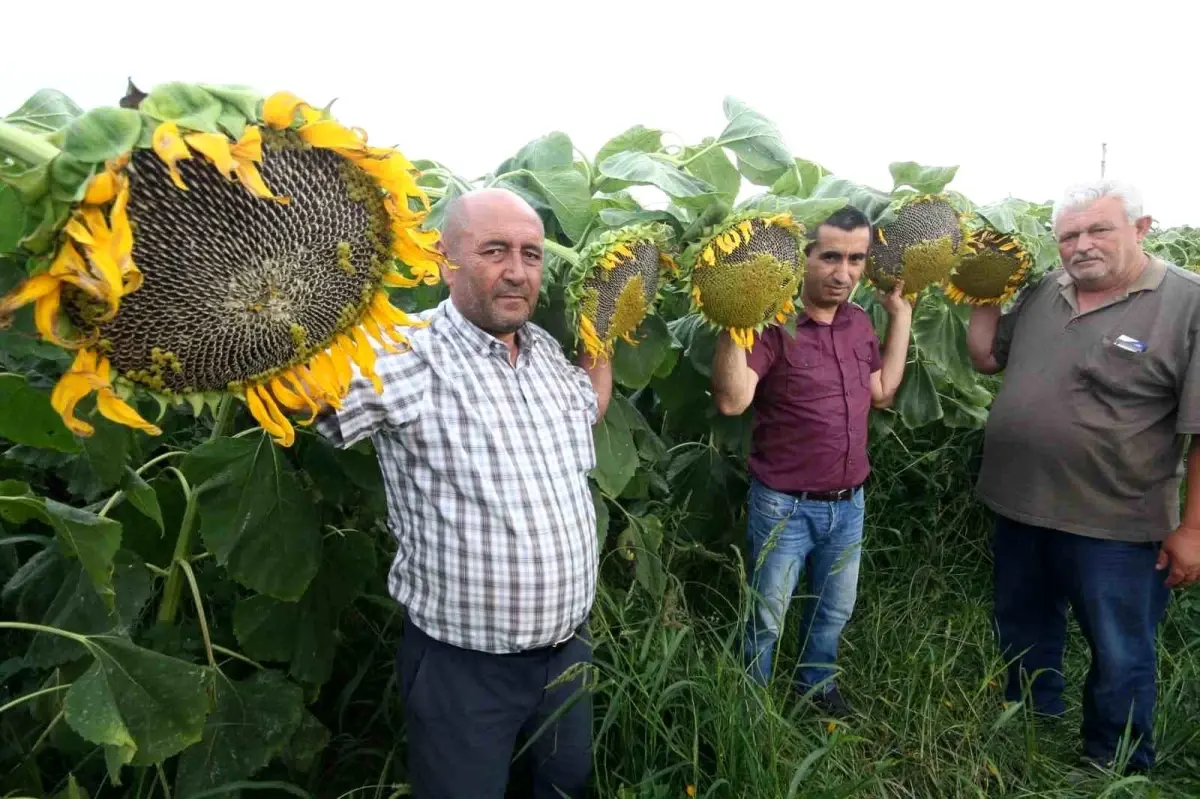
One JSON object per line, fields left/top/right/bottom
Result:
{"left": 1, "top": 83, "right": 1197, "bottom": 799}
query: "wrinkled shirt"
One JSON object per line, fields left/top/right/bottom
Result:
{"left": 745, "top": 303, "right": 881, "bottom": 493}
{"left": 315, "top": 299, "right": 599, "bottom": 653}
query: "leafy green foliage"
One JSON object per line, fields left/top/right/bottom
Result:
{"left": 1, "top": 84, "right": 1195, "bottom": 799}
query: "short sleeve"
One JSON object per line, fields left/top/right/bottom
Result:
{"left": 746, "top": 327, "right": 780, "bottom": 379}
{"left": 867, "top": 332, "right": 883, "bottom": 373}
{"left": 313, "top": 349, "right": 429, "bottom": 448}
{"left": 1176, "top": 326, "right": 1200, "bottom": 434}
{"left": 568, "top": 362, "right": 600, "bottom": 424}
{"left": 993, "top": 278, "right": 1041, "bottom": 368}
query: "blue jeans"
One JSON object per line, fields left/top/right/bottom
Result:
{"left": 992, "top": 515, "right": 1170, "bottom": 771}
{"left": 742, "top": 478, "right": 865, "bottom": 694}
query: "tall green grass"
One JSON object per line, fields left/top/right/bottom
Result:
{"left": 304, "top": 425, "right": 1199, "bottom": 798}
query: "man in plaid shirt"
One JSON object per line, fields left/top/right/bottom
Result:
{"left": 314, "top": 188, "right": 611, "bottom": 798}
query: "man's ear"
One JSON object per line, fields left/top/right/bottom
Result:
{"left": 1134, "top": 215, "right": 1153, "bottom": 242}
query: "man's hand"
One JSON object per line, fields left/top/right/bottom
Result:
{"left": 1157, "top": 524, "right": 1200, "bottom": 588}
{"left": 877, "top": 280, "right": 913, "bottom": 317}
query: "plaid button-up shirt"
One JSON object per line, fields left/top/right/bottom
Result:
{"left": 315, "top": 299, "right": 599, "bottom": 654}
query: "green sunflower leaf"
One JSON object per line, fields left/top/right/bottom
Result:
{"left": 3, "top": 88, "right": 83, "bottom": 135}
{"left": 120, "top": 467, "right": 163, "bottom": 533}
{"left": 0, "top": 186, "right": 28, "bottom": 253}
{"left": 62, "top": 635, "right": 211, "bottom": 769}
{"left": 183, "top": 433, "right": 321, "bottom": 601}
{"left": 50, "top": 151, "right": 99, "bottom": 203}
{"left": 139, "top": 83, "right": 223, "bottom": 133}
{"left": 736, "top": 194, "right": 849, "bottom": 228}
{"left": 808, "top": 175, "right": 897, "bottom": 227}
{"left": 281, "top": 709, "right": 331, "bottom": 773}
{"left": 61, "top": 107, "right": 142, "bottom": 164}
{"left": 199, "top": 85, "right": 263, "bottom": 122}
{"left": 590, "top": 400, "right": 638, "bottom": 497}
{"left": 912, "top": 299, "right": 976, "bottom": 394}
{"left": 889, "top": 161, "right": 959, "bottom": 196}
{"left": 716, "top": 98, "right": 794, "bottom": 187}
{"left": 0, "top": 374, "right": 80, "bottom": 453}
{"left": 0, "top": 481, "right": 121, "bottom": 607}
{"left": 521, "top": 167, "right": 592, "bottom": 243}
{"left": 591, "top": 483, "right": 610, "bottom": 550}
{"left": 595, "top": 125, "right": 663, "bottom": 169}
{"left": 893, "top": 357, "right": 943, "bottom": 429}
{"left": 232, "top": 529, "right": 375, "bottom": 686}
{"left": 174, "top": 670, "right": 304, "bottom": 796}
{"left": 598, "top": 152, "right": 716, "bottom": 199}
{"left": 5, "top": 546, "right": 152, "bottom": 670}
{"left": 497, "top": 132, "right": 574, "bottom": 173}
{"left": 679, "top": 139, "right": 740, "bottom": 207}
{"left": 770, "top": 158, "right": 831, "bottom": 199}
{"left": 612, "top": 315, "right": 675, "bottom": 390}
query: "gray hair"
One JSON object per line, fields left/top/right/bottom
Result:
{"left": 1052, "top": 180, "right": 1144, "bottom": 231}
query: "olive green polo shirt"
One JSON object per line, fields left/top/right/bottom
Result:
{"left": 976, "top": 256, "right": 1200, "bottom": 542}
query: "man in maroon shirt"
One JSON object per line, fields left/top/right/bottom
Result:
{"left": 711, "top": 206, "right": 914, "bottom": 717}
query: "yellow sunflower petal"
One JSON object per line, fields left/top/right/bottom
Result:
{"left": 327, "top": 343, "right": 353, "bottom": 394}
{"left": 360, "top": 313, "right": 401, "bottom": 354}
{"left": 83, "top": 171, "right": 119, "bottom": 205}
{"left": 270, "top": 374, "right": 319, "bottom": 425}
{"left": 262, "top": 92, "right": 321, "bottom": 129}
{"left": 152, "top": 122, "right": 192, "bottom": 191}
{"left": 233, "top": 161, "right": 287, "bottom": 204}
{"left": 301, "top": 359, "right": 344, "bottom": 409}
{"left": 0, "top": 273, "right": 61, "bottom": 315}
{"left": 347, "top": 327, "right": 383, "bottom": 393}
{"left": 382, "top": 269, "right": 421, "bottom": 288}
{"left": 32, "top": 284, "right": 74, "bottom": 347}
{"left": 299, "top": 120, "right": 365, "bottom": 151}
{"left": 258, "top": 385, "right": 295, "bottom": 447}
{"left": 96, "top": 389, "right": 162, "bottom": 435}
{"left": 231, "top": 125, "right": 263, "bottom": 162}
{"left": 184, "top": 132, "right": 236, "bottom": 178}
{"left": 245, "top": 384, "right": 292, "bottom": 445}
{"left": 51, "top": 350, "right": 107, "bottom": 436}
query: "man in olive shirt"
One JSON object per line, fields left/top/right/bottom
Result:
{"left": 967, "top": 181, "right": 1200, "bottom": 774}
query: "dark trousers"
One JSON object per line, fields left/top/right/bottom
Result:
{"left": 396, "top": 616, "right": 593, "bottom": 798}
{"left": 992, "top": 515, "right": 1170, "bottom": 771}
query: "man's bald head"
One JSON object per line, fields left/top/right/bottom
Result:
{"left": 435, "top": 187, "right": 546, "bottom": 339}
{"left": 440, "top": 188, "right": 544, "bottom": 258}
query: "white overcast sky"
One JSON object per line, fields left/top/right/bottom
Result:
{"left": 3, "top": 0, "right": 1195, "bottom": 227}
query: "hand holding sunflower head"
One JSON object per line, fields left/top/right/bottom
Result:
{"left": 0, "top": 82, "right": 444, "bottom": 446}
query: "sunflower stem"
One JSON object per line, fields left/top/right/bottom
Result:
{"left": 209, "top": 396, "right": 236, "bottom": 441}
{"left": 0, "top": 120, "right": 61, "bottom": 168}
{"left": 543, "top": 239, "right": 580, "bottom": 267}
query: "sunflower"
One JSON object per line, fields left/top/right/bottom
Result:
{"left": 945, "top": 219, "right": 1033, "bottom": 306}
{"left": 866, "top": 193, "right": 970, "bottom": 300}
{"left": 563, "top": 222, "right": 677, "bottom": 361}
{"left": 682, "top": 210, "right": 805, "bottom": 350}
{"left": 0, "top": 83, "right": 442, "bottom": 446}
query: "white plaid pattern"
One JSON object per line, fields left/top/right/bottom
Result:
{"left": 315, "top": 299, "right": 599, "bottom": 653}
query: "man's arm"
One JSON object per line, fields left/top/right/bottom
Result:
{"left": 870, "top": 286, "right": 914, "bottom": 409}
{"left": 967, "top": 305, "right": 1004, "bottom": 375}
{"left": 711, "top": 330, "right": 760, "bottom": 416}
{"left": 578, "top": 352, "right": 613, "bottom": 422}
{"left": 1159, "top": 436, "right": 1200, "bottom": 588}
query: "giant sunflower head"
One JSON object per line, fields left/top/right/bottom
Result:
{"left": 866, "top": 193, "right": 970, "bottom": 300}
{"left": 0, "top": 84, "right": 443, "bottom": 446}
{"left": 945, "top": 218, "right": 1033, "bottom": 306}
{"left": 682, "top": 210, "right": 806, "bottom": 350}
{"left": 564, "top": 222, "right": 677, "bottom": 361}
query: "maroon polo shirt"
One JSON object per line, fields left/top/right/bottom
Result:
{"left": 745, "top": 302, "right": 881, "bottom": 494}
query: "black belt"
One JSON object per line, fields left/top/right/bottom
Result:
{"left": 785, "top": 484, "right": 862, "bottom": 502}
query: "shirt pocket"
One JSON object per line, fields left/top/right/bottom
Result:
{"left": 544, "top": 374, "right": 598, "bottom": 475}
{"left": 854, "top": 340, "right": 876, "bottom": 389}
{"left": 784, "top": 341, "right": 838, "bottom": 399}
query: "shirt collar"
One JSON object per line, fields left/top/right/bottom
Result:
{"left": 1056, "top": 253, "right": 1166, "bottom": 311}
{"left": 442, "top": 298, "right": 540, "bottom": 359}
{"left": 798, "top": 301, "right": 855, "bottom": 328}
